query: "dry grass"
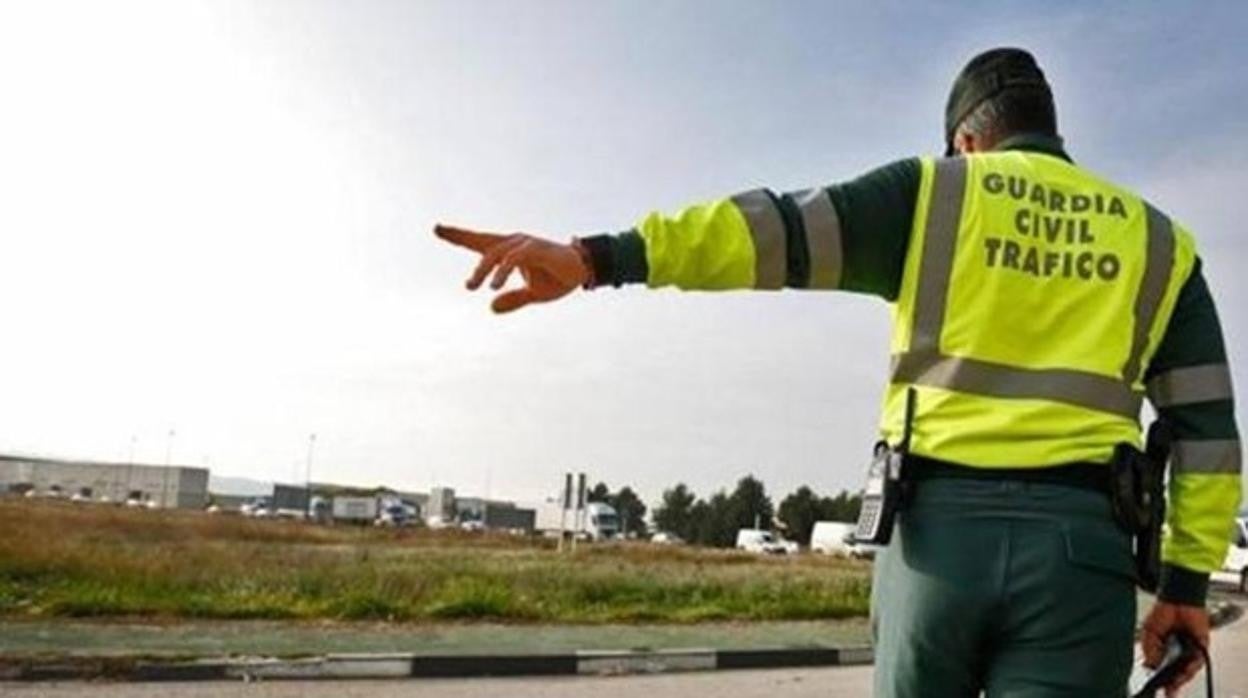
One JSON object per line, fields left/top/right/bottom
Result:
{"left": 0, "top": 498, "right": 870, "bottom": 623}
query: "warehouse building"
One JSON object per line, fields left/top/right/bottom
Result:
{"left": 0, "top": 454, "right": 209, "bottom": 509}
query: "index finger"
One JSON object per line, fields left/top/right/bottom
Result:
{"left": 434, "top": 224, "right": 509, "bottom": 253}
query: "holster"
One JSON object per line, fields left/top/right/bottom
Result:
{"left": 1109, "top": 421, "right": 1172, "bottom": 593}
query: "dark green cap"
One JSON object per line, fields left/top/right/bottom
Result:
{"left": 945, "top": 48, "right": 1052, "bottom": 156}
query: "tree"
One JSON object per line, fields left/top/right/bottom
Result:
{"left": 691, "top": 492, "right": 736, "bottom": 547}
{"left": 726, "top": 475, "right": 773, "bottom": 532}
{"left": 609, "top": 486, "right": 648, "bottom": 538}
{"left": 778, "top": 486, "right": 822, "bottom": 545}
{"left": 687, "top": 498, "right": 714, "bottom": 546}
{"left": 819, "top": 490, "right": 863, "bottom": 523}
{"left": 652, "top": 483, "right": 697, "bottom": 540}
{"left": 587, "top": 481, "right": 610, "bottom": 504}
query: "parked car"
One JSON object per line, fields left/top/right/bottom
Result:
{"left": 1214, "top": 517, "right": 1248, "bottom": 593}
{"left": 650, "top": 531, "right": 684, "bottom": 545}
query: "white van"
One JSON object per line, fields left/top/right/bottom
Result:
{"left": 1216, "top": 517, "right": 1248, "bottom": 593}
{"left": 810, "top": 521, "right": 857, "bottom": 555}
{"left": 736, "top": 528, "right": 798, "bottom": 555}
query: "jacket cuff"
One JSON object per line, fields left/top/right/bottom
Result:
{"left": 1158, "top": 563, "right": 1209, "bottom": 606}
{"left": 578, "top": 231, "right": 648, "bottom": 288}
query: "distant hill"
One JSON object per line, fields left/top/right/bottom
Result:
{"left": 208, "top": 474, "right": 274, "bottom": 496}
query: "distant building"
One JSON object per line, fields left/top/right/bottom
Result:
{"left": 0, "top": 454, "right": 209, "bottom": 508}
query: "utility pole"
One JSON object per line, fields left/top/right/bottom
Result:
{"left": 558, "top": 473, "right": 572, "bottom": 553}
{"left": 572, "top": 472, "right": 587, "bottom": 552}
{"left": 305, "top": 433, "right": 317, "bottom": 518}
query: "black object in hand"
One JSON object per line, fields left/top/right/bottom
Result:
{"left": 1132, "top": 633, "right": 1201, "bottom": 698}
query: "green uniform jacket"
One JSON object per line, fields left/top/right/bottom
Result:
{"left": 580, "top": 134, "right": 1241, "bottom": 606}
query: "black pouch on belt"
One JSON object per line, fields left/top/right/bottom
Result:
{"left": 1109, "top": 421, "right": 1172, "bottom": 592}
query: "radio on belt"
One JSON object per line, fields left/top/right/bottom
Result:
{"left": 853, "top": 387, "right": 916, "bottom": 546}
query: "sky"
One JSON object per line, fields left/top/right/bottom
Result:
{"left": 0, "top": 1, "right": 1244, "bottom": 507}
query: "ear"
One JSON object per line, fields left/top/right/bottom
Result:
{"left": 954, "top": 131, "right": 977, "bottom": 154}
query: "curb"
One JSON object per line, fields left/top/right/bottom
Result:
{"left": 0, "top": 646, "right": 874, "bottom": 683}
{"left": 1, "top": 601, "right": 1238, "bottom": 683}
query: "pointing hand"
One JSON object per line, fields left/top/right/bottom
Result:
{"left": 434, "top": 224, "right": 591, "bottom": 314}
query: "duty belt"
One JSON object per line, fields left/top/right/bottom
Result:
{"left": 904, "top": 454, "right": 1112, "bottom": 496}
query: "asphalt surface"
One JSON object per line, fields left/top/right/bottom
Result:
{"left": 4, "top": 600, "right": 1245, "bottom": 698}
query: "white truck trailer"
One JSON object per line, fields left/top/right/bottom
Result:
{"left": 331, "top": 496, "right": 378, "bottom": 524}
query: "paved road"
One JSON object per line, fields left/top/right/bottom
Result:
{"left": 5, "top": 608, "right": 1245, "bottom": 698}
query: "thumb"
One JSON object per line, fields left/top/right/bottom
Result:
{"left": 491, "top": 288, "right": 536, "bottom": 314}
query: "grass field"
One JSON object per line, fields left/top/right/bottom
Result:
{"left": 0, "top": 499, "right": 870, "bottom": 624}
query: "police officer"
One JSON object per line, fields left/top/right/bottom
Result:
{"left": 437, "top": 48, "right": 1241, "bottom": 696}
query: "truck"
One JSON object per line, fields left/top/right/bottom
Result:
{"left": 736, "top": 528, "right": 798, "bottom": 555}
{"left": 331, "top": 496, "right": 378, "bottom": 524}
{"left": 530, "top": 499, "right": 620, "bottom": 541}
{"left": 1215, "top": 516, "right": 1248, "bottom": 593}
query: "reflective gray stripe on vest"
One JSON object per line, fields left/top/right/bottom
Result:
{"left": 909, "top": 158, "right": 967, "bottom": 352}
{"left": 1147, "top": 364, "right": 1235, "bottom": 408}
{"left": 891, "top": 352, "right": 1143, "bottom": 418}
{"left": 730, "top": 189, "right": 786, "bottom": 290}
{"left": 790, "top": 188, "right": 843, "bottom": 289}
{"left": 889, "top": 156, "right": 1153, "bottom": 419}
{"left": 1172, "top": 439, "right": 1243, "bottom": 475}
{"left": 1122, "top": 204, "right": 1176, "bottom": 386}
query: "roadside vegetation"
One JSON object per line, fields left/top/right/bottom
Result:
{"left": 0, "top": 499, "right": 869, "bottom": 623}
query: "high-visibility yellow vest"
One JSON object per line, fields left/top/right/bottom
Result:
{"left": 881, "top": 152, "right": 1196, "bottom": 467}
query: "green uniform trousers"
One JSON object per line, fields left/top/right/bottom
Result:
{"left": 871, "top": 478, "right": 1137, "bottom": 697}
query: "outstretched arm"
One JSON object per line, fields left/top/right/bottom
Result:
{"left": 435, "top": 158, "right": 921, "bottom": 311}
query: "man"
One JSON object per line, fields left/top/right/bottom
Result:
{"left": 437, "top": 48, "right": 1241, "bottom": 696}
